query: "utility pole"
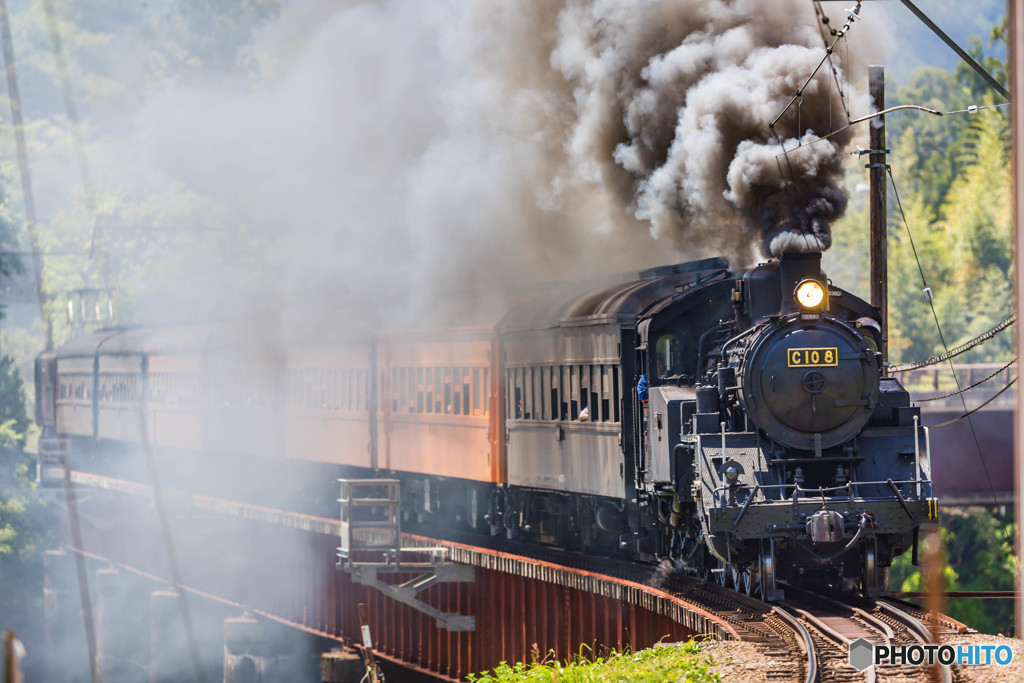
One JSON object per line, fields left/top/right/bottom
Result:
{"left": 0, "top": 0, "right": 52, "bottom": 350}
{"left": 868, "top": 65, "right": 888, "bottom": 367}
{"left": 1010, "top": 0, "right": 1023, "bottom": 645}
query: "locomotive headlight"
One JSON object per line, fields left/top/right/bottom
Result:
{"left": 795, "top": 279, "right": 825, "bottom": 310}
{"left": 723, "top": 465, "right": 739, "bottom": 483}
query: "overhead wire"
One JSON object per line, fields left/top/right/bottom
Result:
{"left": 908, "top": 358, "right": 1016, "bottom": 402}
{"left": 888, "top": 314, "right": 1016, "bottom": 372}
{"left": 41, "top": 0, "right": 103, "bottom": 265}
{"left": 774, "top": 102, "right": 1006, "bottom": 164}
{"left": 769, "top": 2, "right": 861, "bottom": 215}
{"left": 928, "top": 378, "right": 1018, "bottom": 429}
{"left": 887, "top": 167, "right": 1000, "bottom": 507}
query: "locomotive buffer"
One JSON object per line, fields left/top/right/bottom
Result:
{"left": 336, "top": 479, "right": 475, "bottom": 631}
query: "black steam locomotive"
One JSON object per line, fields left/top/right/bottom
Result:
{"left": 499, "top": 250, "right": 935, "bottom": 599}
{"left": 37, "top": 251, "right": 935, "bottom": 600}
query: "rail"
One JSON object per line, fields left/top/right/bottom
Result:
{"left": 875, "top": 599, "right": 952, "bottom": 683}
{"left": 778, "top": 585, "right": 958, "bottom": 683}
{"left": 772, "top": 606, "right": 817, "bottom": 683}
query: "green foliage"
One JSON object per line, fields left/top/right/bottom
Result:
{"left": 0, "top": 356, "right": 30, "bottom": 444}
{"left": 0, "top": 353, "right": 50, "bottom": 647}
{"left": 844, "top": 60, "right": 1015, "bottom": 366}
{"left": 467, "top": 641, "right": 721, "bottom": 683}
{"left": 888, "top": 508, "right": 1017, "bottom": 634}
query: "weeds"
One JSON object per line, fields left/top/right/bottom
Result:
{"left": 467, "top": 638, "right": 721, "bottom": 682}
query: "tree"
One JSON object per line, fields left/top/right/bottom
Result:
{"left": 0, "top": 106, "right": 49, "bottom": 671}
{"left": 889, "top": 508, "right": 1017, "bottom": 634}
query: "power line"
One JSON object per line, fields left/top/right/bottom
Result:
{"left": 887, "top": 167, "right": 1000, "bottom": 507}
{"left": 889, "top": 314, "right": 1016, "bottom": 372}
{"left": 910, "top": 358, "right": 1016, "bottom": 402}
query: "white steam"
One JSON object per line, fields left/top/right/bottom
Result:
{"left": 40, "top": 0, "right": 865, "bottom": 333}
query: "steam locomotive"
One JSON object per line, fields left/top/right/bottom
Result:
{"left": 35, "top": 251, "right": 936, "bottom": 599}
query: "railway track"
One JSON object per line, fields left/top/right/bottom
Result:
{"left": 776, "top": 585, "right": 954, "bottom": 683}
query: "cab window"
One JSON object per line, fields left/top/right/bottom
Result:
{"left": 655, "top": 334, "right": 681, "bottom": 378}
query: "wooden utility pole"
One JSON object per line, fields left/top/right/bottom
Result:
{"left": 1010, "top": 0, "right": 1023, "bottom": 644}
{"left": 868, "top": 65, "right": 888, "bottom": 366}
{"left": 0, "top": 0, "right": 52, "bottom": 350}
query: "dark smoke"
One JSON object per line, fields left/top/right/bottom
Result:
{"left": 550, "top": 0, "right": 858, "bottom": 261}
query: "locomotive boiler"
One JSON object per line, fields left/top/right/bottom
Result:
{"left": 36, "top": 251, "right": 936, "bottom": 600}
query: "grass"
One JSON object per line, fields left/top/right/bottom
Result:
{"left": 466, "top": 639, "right": 722, "bottom": 683}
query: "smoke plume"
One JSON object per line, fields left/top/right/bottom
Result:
{"left": 549, "top": 0, "right": 855, "bottom": 259}
{"left": 26, "top": 0, "right": 866, "bottom": 332}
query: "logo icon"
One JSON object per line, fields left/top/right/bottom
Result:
{"left": 849, "top": 638, "right": 873, "bottom": 671}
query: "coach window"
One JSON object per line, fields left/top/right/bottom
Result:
{"left": 442, "top": 368, "right": 452, "bottom": 414}
{"left": 599, "top": 366, "right": 606, "bottom": 421}
{"left": 425, "top": 368, "right": 434, "bottom": 413}
{"left": 561, "top": 366, "right": 569, "bottom": 419}
{"left": 523, "top": 368, "right": 531, "bottom": 419}
{"left": 331, "top": 368, "right": 339, "bottom": 411}
{"left": 434, "top": 368, "right": 443, "bottom": 413}
{"left": 552, "top": 368, "right": 561, "bottom": 421}
{"left": 460, "top": 368, "right": 468, "bottom": 415}
{"left": 514, "top": 368, "right": 524, "bottom": 419}
{"left": 454, "top": 368, "right": 462, "bottom": 415}
{"left": 459, "top": 367, "right": 466, "bottom": 414}
{"left": 413, "top": 368, "right": 418, "bottom": 413}
{"left": 566, "top": 366, "right": 576, "bottom": 420}
{"left": 534, "top": 367, "right": 544, "bottom": 421}
{"left": 470, "top": 369, "right": 478, "bottom": 415}
{"left": 613, "top": 367, "right": 621, "bottom": 422}
{"left": 482, "top": 368, "right": 489, "bottom": 415}
{"left": 530, "top": 367, "right": 538, "bottom": 420}
{"left": 578, "top": 365, "right": 590, "bottom": 420}
{"left": 395, "top": 368, "right": 403, "bottom": 413}
{"left": 517, "top": 368, "right": 526, "bottom": 419}
{"left": 406, "top": 368, "right": 414, "bottom": 412}
{"left": 521, "top": 368, "right": 531, "bottom": 419}
{"left": 403, "top": 367, "right": 410, "bottom": 413}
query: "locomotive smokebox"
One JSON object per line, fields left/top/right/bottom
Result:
{"left": 778, "top": 251, "right": 823, "bottom": 314}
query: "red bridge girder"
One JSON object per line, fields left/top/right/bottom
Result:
{"left": 66, "top": 472, "right": 736, "bottom": 680}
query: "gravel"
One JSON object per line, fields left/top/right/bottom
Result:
{"left": 702, "top": 640, "right": 799, "bottom": 681}
{"left": 698, "top": 635, "right": 1022, "bottom": 682}
{"left": 945, "top": 634, "right": 1022, "bottom": 683}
